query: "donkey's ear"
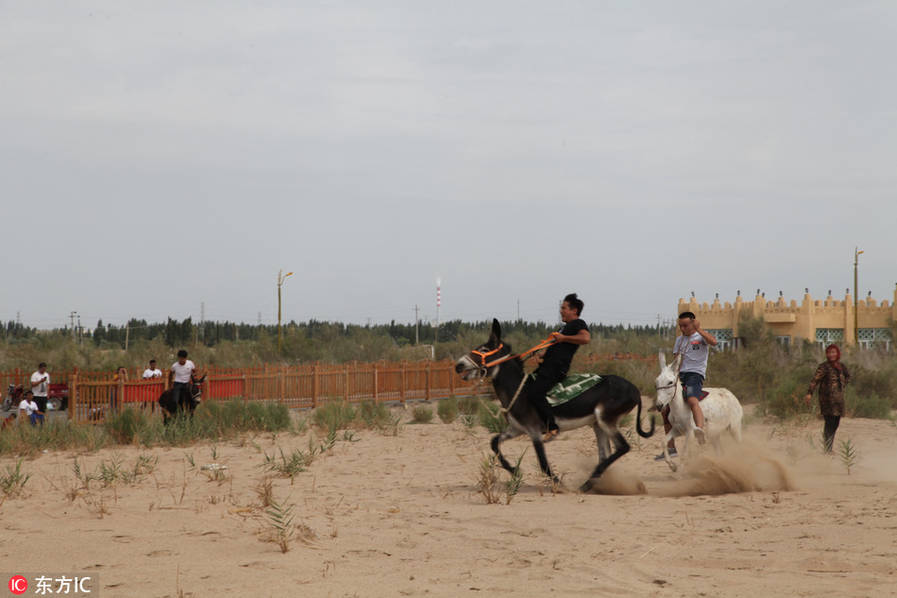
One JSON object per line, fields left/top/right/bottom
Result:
{"left": 671, "top": 352, "right": 683, "bottom": 372}
{"left": 658, "top": 350, "right": 667, "bottom": 370}
{"left": 490, "top": 318, "right": 502, "bottom": 343}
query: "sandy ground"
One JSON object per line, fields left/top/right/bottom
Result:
{"left": 1, "top": 403, "right": 896, "bottom": 598}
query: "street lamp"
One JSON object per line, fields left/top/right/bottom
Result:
{"left": 854, "top": 247, "right": 863, "bottom": 344}
{"left": 277, "top": 269, "right": 294, "bottom": 352}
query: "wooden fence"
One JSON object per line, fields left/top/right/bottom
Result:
{"left": 0, "top": 352, "right": 655, "bottom": 424}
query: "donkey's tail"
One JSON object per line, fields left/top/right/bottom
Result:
{"left": 635, "top": 390, "right": 656, "bottom": 438}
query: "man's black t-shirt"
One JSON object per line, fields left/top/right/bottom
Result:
{"left": 538, "top": 318, "right": 589, "bottom": 377}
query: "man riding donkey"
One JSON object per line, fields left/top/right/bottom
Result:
{"left": 655, "top": 311, "right": 717, "bottom": 460}
{"left": 527, "top": 293, "right": 591, "bottom": 441}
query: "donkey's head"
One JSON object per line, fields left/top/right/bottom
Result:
{"left": 454, "top": 318, "right": 512, "bottom": 381}
{"left": 654, "top": 351, "right": 682, "bottom": 410}
{"left": 190, "top": 374, "right": 207, "bottom": 403}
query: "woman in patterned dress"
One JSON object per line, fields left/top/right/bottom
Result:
{"left": 804, "top": 344, "right": 850, "bottom": 453}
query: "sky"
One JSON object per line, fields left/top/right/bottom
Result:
{"left": 2, "top": 1, "right": 895, "bottom": 329}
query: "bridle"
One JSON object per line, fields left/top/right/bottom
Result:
{"left": 465, "top": 335, "right": 559, "bottom": 415}
{"left": 654, "top": 375, "right": 679, "bottom": 408}
{"left": 469, "top": 335, "right": 559, "bottom": 372}
{"left": 470, "top": 343, "right": 506, "bottom": 368}
{"left": 190, "top": 378, "right": 204, "bottom": 401}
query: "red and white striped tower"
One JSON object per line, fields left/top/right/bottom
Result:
{"left": 435, "top": 278, "right": 441, "bottom": 345}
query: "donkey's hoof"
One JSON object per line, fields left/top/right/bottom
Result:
{"left": 579, "top": 479, "right": 594, "bottom": 493}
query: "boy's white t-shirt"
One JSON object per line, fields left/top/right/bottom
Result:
{"left": 674, "top": 332, "right": 709, "bottom": 377}
{"left": 171, "top": 360, "right": 196, "bottom": 384}
{"left": 142, "top": 368, "right": 163, "bottom": 379}
{"left": 19, "top": 399, "right": 38, "bottom": 415}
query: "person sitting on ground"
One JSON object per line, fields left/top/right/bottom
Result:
{"left": 18, "top": 390, "right": 43, "bottom": 427}
{"left": 526, "top": 293, "right": 591, "bottom": 441}
{"left": 655, "top": 311, "right": 717, "bottom": 460}
{"left": 804, "top": 344, "right": 850, "bottom": 454}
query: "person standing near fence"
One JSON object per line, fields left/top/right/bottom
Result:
{"left": 169, "top": 350, "right": 196, "bottom": 411}
{"left": 30, "top": 362, "right": 50, "bottom": 416}
{"left": 111, "top": 366, "right": 129, "bottom": 410}
{"left": 805, "top": 344, "right": 850, "bottom": 453}
{"left": 142, "top": 359, "right": 163, "bottom": 379}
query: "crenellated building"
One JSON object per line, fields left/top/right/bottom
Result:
{"left": 677, "top": 286, "right": 896, "bottom": 349}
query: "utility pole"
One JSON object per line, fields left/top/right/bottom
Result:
{"left": 257, "top": 312, "right": 262, "bottom": 326}
{"left": 435, "top": 279, "right": 441, "bottom": 347}
{"left": 77, "top": 314, "right": 82, "bottom": 345}
{"left": 277, "top": 269, "right": 294, "bottom": 352}
{"left": 69, "top": 311, "right": 78, "bottom": 338}
{"left": 854, "top": 247, "right": 863, "bottom": 343}
{"left": 414, "top": 305, "right": 420, "bottom": 345}
{"left": 125, "top": 319, "right": 130, "bottom": 351}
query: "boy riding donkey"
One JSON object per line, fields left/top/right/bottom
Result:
{"left": 655, "top": 311, "right": 717, "bottom": 459}
{"left": 527, "top": 293, "right": 591, "bottom": 441}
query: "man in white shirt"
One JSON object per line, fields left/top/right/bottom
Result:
{"left": 30, "top": 362, "right": 50, "bottom": 415}
{"left": 142, "top": 360, "right": 163, "bottom": 379}
{"left": 18, "top": 390, "right": 43, "bottom": 426}
{"left": 169, "top": 350, "right": 196, "bottom": 410}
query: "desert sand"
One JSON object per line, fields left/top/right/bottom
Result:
{"left": 1, "top": 403, "right": 896, "bottom": 598}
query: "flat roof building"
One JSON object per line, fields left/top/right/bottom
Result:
{"left": 677, "top": 287, "right": 896, "bottom": 349}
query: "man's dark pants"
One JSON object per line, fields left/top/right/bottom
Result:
{"left": 527, "top": 367, "right": 565, "bottom": 432}
{"left": 171, "top": 382, "right": 189, "bottom": 411}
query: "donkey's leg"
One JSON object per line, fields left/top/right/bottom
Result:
{"left": 582, "top": 430, "right": 631, "bottom": 492}
{"left": 592, "top": 430, "right": 630, "bottom": 478}
{"left": 531, "top": 438, "right": 558, "bottom": 484}
{"left": 593, "top": 425, "right": 608, "bottom": 462}
{"left": 730, "top": 417, "right": 743, "bottom": 443}
{"left": 491, "top": 428, "right": 523, "bottom": 474}
{"left": 663, "top": 429, "right": 678, "bottom": 472}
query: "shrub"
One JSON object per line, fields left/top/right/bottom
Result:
{"left": 411, "top": 404, "right": 433, "bottom": 424}
{"left": 759, "top": 368, "right": 817, "bottom": 419}
{"left": 478, "top": 401, "right": 507, "bottom": 433}
{"left": 104, "top": 408, "right": 151, "bottom": 444}
{"left": 358, "top": 400, "right": 391, "bottom": 428}
{"left": 458, "top": 396, "right": 480, "bottom": 416}
{"left": 312, "top": 401, "right": 356, "bottom": 432}
{"left": 436, "top": 397, "right": 458, "bottom": 424}
{"left": 848, "top": 364, "right": 897, "bottom": 409}
{"left": 846, "top": 391, "right": 893, "bottom": 420}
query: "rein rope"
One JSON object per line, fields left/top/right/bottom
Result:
{"left": 471, "top": 335, "right": 558, "bottom": 417}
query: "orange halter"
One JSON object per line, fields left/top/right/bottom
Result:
{"left": 471, "top": 343, "right": 505, "bottom": 367}
{"left": 473, "top": 335, "right": 558, "bottom": 369}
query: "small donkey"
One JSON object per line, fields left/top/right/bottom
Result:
{"left": 654, "top": 351, "right": 743, "bottom": 472}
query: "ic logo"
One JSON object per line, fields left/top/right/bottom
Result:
{"left": 8, "top": 576, "right": 28, "bottom": 595}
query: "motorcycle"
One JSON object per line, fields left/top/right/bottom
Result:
{"left": 2, "top": 384, "right": 23, "bottom": 412}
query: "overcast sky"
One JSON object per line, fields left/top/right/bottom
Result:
{"left": 2, "top": 1, "right": 895, "bottom": 329}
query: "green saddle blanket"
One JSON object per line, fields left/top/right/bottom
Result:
{"left": 543, "top": 373, "right": 603, "bottom": 406}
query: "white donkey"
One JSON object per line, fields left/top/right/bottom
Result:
{"left": 655, "top": 351, "right": 743, "bottom": 471}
